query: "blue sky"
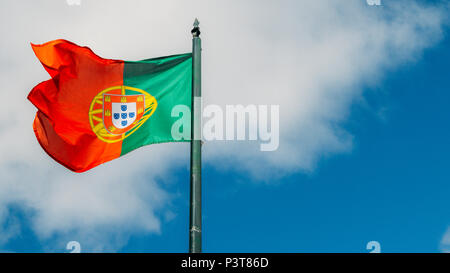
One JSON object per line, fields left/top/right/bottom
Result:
{"left": 0, "top": 0, "right": 449, "bottom": 253}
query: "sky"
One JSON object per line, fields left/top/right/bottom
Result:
{"left": 0, "top": 0, "right": 449, "bottom": 253}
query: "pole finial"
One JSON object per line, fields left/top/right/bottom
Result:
{"left": 191, "top": 18, "right": 200, "bottom": 37}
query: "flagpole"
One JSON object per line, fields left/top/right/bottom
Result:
{"left": 189, "top": 18, "right": 202, "bottom": 253}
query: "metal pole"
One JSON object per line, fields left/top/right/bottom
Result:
{"left": 189, "top": 18, "right": 202, "bottom": 253}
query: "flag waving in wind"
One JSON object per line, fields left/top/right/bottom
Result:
{"left": 28, "top": 40, "right": 192, "bottom": 172}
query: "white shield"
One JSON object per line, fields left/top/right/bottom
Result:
{"left": 111, "top": 102, "right": 137, "bottom": 129}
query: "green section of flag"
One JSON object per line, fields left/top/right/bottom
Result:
{"left": 121, "top": 53, "right": 192, "bottom": 155}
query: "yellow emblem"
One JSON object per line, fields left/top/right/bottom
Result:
{"left": 88, "top": 85, "right": 157, "bottom": 143}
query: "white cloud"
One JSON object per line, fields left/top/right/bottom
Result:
{"left": 0, "top": 0, "right": 448, "bottom": 251}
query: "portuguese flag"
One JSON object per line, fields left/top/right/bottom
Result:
{"left": 28, "top": 39, "right": 192, "bottom": 172}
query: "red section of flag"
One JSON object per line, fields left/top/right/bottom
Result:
{"left": 28, "top": 39, "right": 124, "bottom": 172}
